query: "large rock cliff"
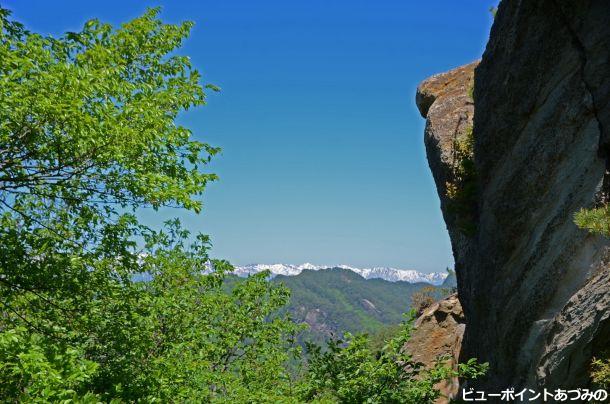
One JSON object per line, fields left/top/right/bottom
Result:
{"left": 417, "top": 0, "right": 610, "bottom": 391}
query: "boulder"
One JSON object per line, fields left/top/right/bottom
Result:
{"left": 404, "top": 294, "right": 465, "bottom": 403}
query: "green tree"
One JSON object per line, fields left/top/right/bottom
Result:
{"left": 297, "top": 315, "right": 488, "bottom": 403}
{"left": 0, "top": 4, "right": 217, "bottom": 329}
{"left": 0, "top": 7, "right": 300, "bottom": 402}
{"left": 0, "top": 327, "right": 99, "bottom": 402}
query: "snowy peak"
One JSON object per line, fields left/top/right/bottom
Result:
{"left": 232, "top": 263, "right": 447, "bottom": 285}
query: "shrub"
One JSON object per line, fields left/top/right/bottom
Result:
{"left": 591, "top": 350, "right": 610, "bottom": 390}
{"left": 410, "top": 286, "right": 438, "bottom": 317}
{"left": 574, "top": 205, "right": 610, "bottom": 237}
{"left": 297, "top": 315, "right": 488, "bottom": 403}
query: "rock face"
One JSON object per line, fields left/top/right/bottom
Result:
{"left": 417, "top": 0, "right": 610, "bottom": 391}
{"left": 416, "top": 61, "right": 478, "bottom": 281}
{"left": 404, "top": 294, "right": 465, "bottom": 402}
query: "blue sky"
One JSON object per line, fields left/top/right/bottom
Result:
{"left": 4, "top": 1, "right": 495, "bottom": 272}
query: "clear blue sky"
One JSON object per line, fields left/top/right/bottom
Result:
{"left": 4, "top": 1, "right": 495, "bottom": 272}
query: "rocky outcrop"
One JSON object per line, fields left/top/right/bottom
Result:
{"left": 417, "top": 0, "right": 610, "bottom": 391}
{"left": 416, "top": 61, "right": 478, "bottom": 281}
{"left": 404, "top": 294, "right": 465, "bottom": 402}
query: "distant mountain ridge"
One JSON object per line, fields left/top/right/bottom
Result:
{"left": 223, "top": 268, "right": 457, "bottom": 345}
{"left": 271, "top": 268, "right": 456, "bottom": 344}
{"left": 233, "top": 263, "right": 447, "bottom": 285}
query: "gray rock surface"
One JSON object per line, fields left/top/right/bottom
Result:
{"left": 417, "top": 0, "right": 610, "bottom": 391}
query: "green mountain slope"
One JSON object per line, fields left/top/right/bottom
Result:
{"left": 273, "top": 268, "right": 453, "bottom": 344}
{"left": 224, "top": 267, "right": 455, "bottom": 344}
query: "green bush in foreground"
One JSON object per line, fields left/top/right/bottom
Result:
{"left": 298, "top": 315, "right": 487, "bottom": 403}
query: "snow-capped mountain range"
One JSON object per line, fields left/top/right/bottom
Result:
{"left": 233, "top": 263, "right": 447, "bottom": 286}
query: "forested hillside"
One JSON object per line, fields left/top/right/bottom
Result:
{"left": 275, "top": 268, "right": 455, "bottom": 344}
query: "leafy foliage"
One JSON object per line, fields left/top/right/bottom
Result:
{"left": 368, "top": 324, "right": 403, "bottom": 355}
{"left": 0, "top": 6, "right": 299, "bottom": 402}
{"left": 591, "top": 350, "right": 610, "bottom": 390}
{"left": 0, "top": 327, "right": 99, "bottom": 402}
{"left": 574, "top": 205, "right": 610, "bottom": 237}
{"left": 1, "top": 216, "right": 303, "bottom": 402}
{"left": 297, "top": 316, "right": 488, "bottom": 403}
{"left": 0, "top": 7, "right": 219, "bottom": 212}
